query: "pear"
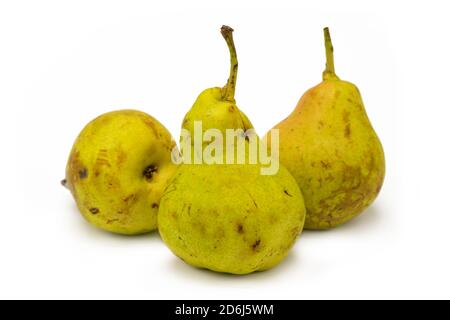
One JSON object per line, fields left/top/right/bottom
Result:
{"left": 265, "top": 28, "right": 385, "bottom": 229}
{"left": 182, "top": 26, "right": 253, "bottom": 136}
{"left": 64, "top": 110, "right": 179, "bottom": 235}
{"left": 158, "top": 26, "right": 306, "bottom": 275}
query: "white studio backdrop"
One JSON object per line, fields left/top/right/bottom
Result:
{"left": 0, "top": 0, "right": 448, "bottom": 299}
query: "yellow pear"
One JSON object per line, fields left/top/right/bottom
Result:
{"left": 64, "top": 110, "right": 178, "bottom": 235}
{"left": 265, "top": 28, "right": 385, "bottom": 229}
{"left": 158, "top": 26, "right": 306, "bottom": 274}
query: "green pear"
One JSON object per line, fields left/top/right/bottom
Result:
{"left": 64, "top": 110, "right": 179, "bottom": 235}
{"left": 265, "top": 28, "right": 385, "bottom": 229}
{"left": 158, "top": 26, "right": 306, "bottom": 274}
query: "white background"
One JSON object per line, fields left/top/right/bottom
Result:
{"left": 0, "top": 0, "right": 448, "bottom": 299}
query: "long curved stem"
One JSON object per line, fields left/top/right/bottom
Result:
{"left": 220, "top": 25, "right": 238, "bottom": 101}
{"left": 323, "top": 27, "right": 339, "bottom": 80}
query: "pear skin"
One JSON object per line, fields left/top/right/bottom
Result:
{"left": 65, "top": 110, "right": 179, "bottom": 235}
{"left": 158, "top": 26, "right": 306, "bottom": 274}
{"left": 266, "top": 28, "right": 385, "bottom": 229}
{"left": 159, "top": 164, "right": 305, "bottom": 274}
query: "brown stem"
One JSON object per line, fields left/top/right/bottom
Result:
{"left": 323, "top": 27, "right": 339, "bottom": 80}
{"left": 220, "top": 25, "right": 238, "bottom": 101}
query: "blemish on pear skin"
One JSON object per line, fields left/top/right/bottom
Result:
{"left": 318, "top": 121, "right": 325, "bottom": 129}
{"left": 96, "top": 150, "right": 111, "bottom": 168}
{"left": 334, "top": 90, "right": 341, "bottom": 99}
{"left": 123, "top": 194, "right": 136, "bottom": 203}
{"left": 342, "top": 110, "right": 350, "bottom": 123}
{"left": 228, "top": 105, "right": 236, "bottom": 112}
{"left": 284, "top": 189, "right": 293, "bottom": 197}
{"left": 186, "top": 205, "right": 192, "bottom": 216}
{"left": 95, "top": 158, "right": 111, "bottom": 168}
{"left": 237, "top": 224, "right": 244, "bottom": 234}
{"left": 252, "top": 239, "right": 261, "bottom": 251}
{"left": 143, "top": 165, "right": 158, "bottom": 181}
{"left": 314, "top": 159, "right": 380, "bottom": 221}
{"left": 107, "top": 219, "right": 119, "bottom": 225}
{"left": 144, "top": 118, "right": 158, "bottom": 137}
{"left": 345, "top": 124, "right": 351, "bottom": 138}
{"left": 318, "top": 178, "right": 323, "bottom": 187}
{"left": 194, "top": 222, "right": 206, "bottom": 235}
{"left": 89, "top": 208, "right": 99, "bottom": 214}
{"left": 320, "top": 160, "right": 331, "bottom": 169}
{"left": 152, "top": 203, "right": 159, "bottom": 209}
{"left": 117, "top": 151, "right": 127, "bottom": 165}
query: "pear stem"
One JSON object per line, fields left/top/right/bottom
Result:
{"left": 323, "top": 27, "right": 338, "bottom": 80}
{"left": 220, "top": 25, "right": 238, "bottom": 101}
